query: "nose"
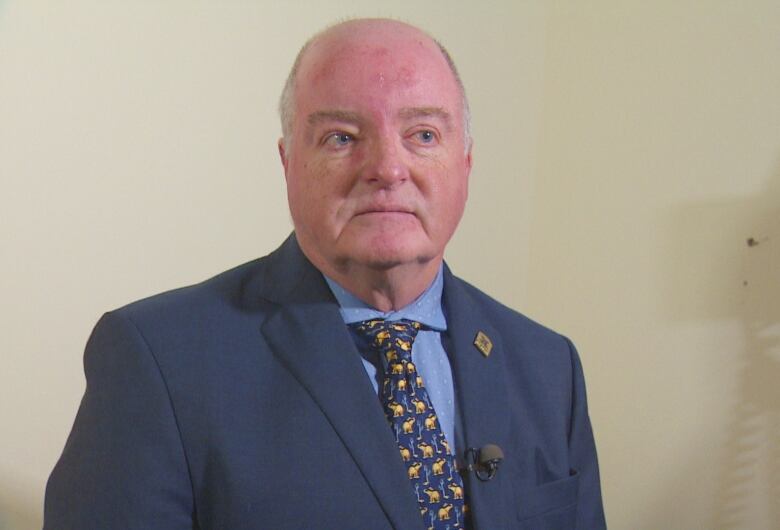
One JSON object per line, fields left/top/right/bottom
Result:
{"left": 363, "top": 135, "right": 408, "bottom": 186}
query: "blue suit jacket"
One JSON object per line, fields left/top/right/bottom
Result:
{"left": 45, "top": 235, "right": 606, "bottom": 529}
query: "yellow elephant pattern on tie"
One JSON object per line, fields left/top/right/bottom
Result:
{"left": 349, "top": 319, "right": 467, "bottom": 530}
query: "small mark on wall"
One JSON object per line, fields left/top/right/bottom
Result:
{"left": 746, "top": 236, "right": 769, "bottom": 247}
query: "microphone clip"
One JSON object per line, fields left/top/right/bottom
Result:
{"left": 464, "top": 444, "right": 504, "bottom": 482}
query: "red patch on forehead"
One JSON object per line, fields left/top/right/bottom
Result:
{"left": 371, "top": 47, "right": 391, "bottom": 59}
{"left": 394, "top": 66, "right": 416, "bottom": 87}
{"left": 302, "top": 35, "right": 446, "bottom": 104}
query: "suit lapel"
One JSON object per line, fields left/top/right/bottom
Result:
{"left": 442, "top": 268, "right": 511, "bottom": 529}
{"left": 253, "top": 236, "right": 426, "bottom": 530}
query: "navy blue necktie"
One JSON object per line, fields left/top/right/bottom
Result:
{"left": 350, "top": 319, "right": 467, "bottom": 529}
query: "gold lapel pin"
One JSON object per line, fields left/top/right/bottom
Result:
{"left": 473, "top": 331, "right": 493, "bottom": 357}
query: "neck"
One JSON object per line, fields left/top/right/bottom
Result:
{"left": 317, "top": 259, "right": 442, "bottom": 312}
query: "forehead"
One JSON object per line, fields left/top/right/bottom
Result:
{"left": 294, "top": 24, "right": 461, "bottom": 120}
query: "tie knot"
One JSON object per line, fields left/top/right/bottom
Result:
{"left": 349, "top": 319, "right": 423, "bottom": 363}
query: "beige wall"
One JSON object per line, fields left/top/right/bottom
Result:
{"left": 529, "top": 2, "right": 780, "bottom": 528}
{"left": 0, "top": 1, "right": 777, "bottom": 529}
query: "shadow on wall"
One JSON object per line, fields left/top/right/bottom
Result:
{"left": 711, "top": 167, "right": 780, "bottom": 529}
{"left": 662, "top": 164, "right": 780, "bottom": 528}
{"left": 0, "top": 485, "right": 40, "bottom": 530}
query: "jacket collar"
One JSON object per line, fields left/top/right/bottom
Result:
{"left": 254, "top": 235, "right": 427, "bottom": 529}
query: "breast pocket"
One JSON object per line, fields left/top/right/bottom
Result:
{"left": 515, "top": 469, "right": 579, "bottom": 529}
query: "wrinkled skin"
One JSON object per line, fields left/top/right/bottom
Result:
{"left": 280, "top": 19, "right": 472, "bottom": 310}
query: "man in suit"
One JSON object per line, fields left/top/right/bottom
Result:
{"left": 45, "top": 18, "right": 606, "bottom": 529}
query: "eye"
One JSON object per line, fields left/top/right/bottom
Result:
{"left": 411, "top": 129, "right": 438, "bottom": 145}
{"left": 418, "top": 130, "right": 435, "bottom": 143}
{"left": 324, "top": 132, "right": 354, "bottom": 148}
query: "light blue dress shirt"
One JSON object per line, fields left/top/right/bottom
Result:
{"left": 324, "top": 267, "right": 458, "bottom": 455}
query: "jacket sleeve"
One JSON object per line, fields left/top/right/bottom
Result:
{"left": 44, "top": 311, "right": 195, "bottom": 530}
{"left": 565, "top": 337, "right": 607, "bottom": 529}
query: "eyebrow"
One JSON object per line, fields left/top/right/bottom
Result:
{"left": 307, "top": 110, "right": 363, "bottom": 126}
{"left": 306, "top": 107, "right": 454, "bottom": 128}
{"left": 398, "top": 107, "right": 454, "bottom": 128}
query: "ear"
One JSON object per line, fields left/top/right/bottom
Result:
{"left": 278, "top": 138, "right": 289, "bottom": 177}
{"left": 462, "top": 141, "right": 473, "bottom": 201}
{"left": 464, "top": 140, "right": 473, "bottom": 176}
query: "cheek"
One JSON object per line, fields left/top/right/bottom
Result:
{"left": 287, "top": 160, "right": 353, "bottom": 224}
{"left": 430, "top": 171, "right": 469, "bottom": 222}
{"left": 287, "top": 172, "right": 323, "bottom": 227}
{"left": 288, "top": 159, "right": 324, "bottom": 198}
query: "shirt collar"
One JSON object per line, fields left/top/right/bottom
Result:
{"left": 324, "top": 266, "right": 447, "bottom": 331}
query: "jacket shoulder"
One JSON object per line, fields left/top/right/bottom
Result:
{"left": 447, "top": 274, "right": 568, "bottom": 345}
{"left": 114, "top": 258, "right": 267, "bottom": 323}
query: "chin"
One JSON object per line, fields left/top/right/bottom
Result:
{"left": 354, "top": 243, "right": 437, "bottom": 271}
{"left": 333, "top": 225, "right": 441, "bottom": 269}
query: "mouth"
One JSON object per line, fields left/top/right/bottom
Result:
{"left": 354, "top": 205, "right": 415, "bottom": 217}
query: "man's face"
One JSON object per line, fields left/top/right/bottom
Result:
{"left": 280, "top": 22, "right": 472, "bottom": 276}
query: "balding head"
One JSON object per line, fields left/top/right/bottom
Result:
{"left": 278, "top": 19, "right": 470, "bottom": 150}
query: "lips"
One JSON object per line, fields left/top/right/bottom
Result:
{"left": 354, "top": 204, "right": 415, "bottom": 216}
